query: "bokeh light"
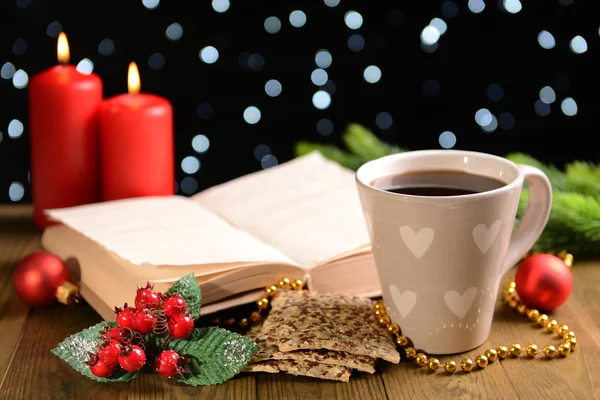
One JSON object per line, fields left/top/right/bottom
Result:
{"left": 254, "top": 144, "right": 271, "bottom": 160}
{"left": 422, "top": 79, "right": 441, "bottom": 97}
{"left": 537, "top": 31, "right": 555, "bottom": 49}
{"left": 265, "top": 79, "right": 283, "bottom": 97}
{"left": 441, "top": 1, "right": 459, "bottom": 18}
{"left": 439, "top": 131, "right": 457, "bottom": 148}
{"left": 8, "top": 119, "right": 24, "bottom": 138}
{"left": 46, "top": 21, "right": 62, "bottom": 37}
{"left": 561, "top": 97, "right": 578, "bottom": 116}
{"left": 503, "top": 0, "right": 522, "bottom": 14}
{"left": 200, "top": 46, "right": 219, "bottom": 64}
{"left": 76, "top": 58, "right": 94, "bottom": 75}
{"left": 324, "top": 0, "right": 340, "bottom": 6}
{"left": 376, "top": 112, "right": 393, "bottom": 130}
{"left": 289, "top": 10, "right": 307, "bottom": 28}
{"left": 148, "top": 53, "right": 165, "bottom": 70}
{"left": 468, "top": 0, "right": 485, "bottom": 14}
{"left": 498, "top": 112, "right": 515, "bottom": 130}
{"left": 264, "top": 17, "right": 282, "bottom": 34}
{"left": 181, "top": 156, "right": 201, "bottom": 174}
{"left": 180, "top": 177, "right": 198, "bottom": 194}
{"left": 569, "top": 35, "right": 587, "bottom": 54}
{"left": 1, "top": 62, "right": 16, "bottom": 80}
{"left": 487, "top": 83, "right": 504, "bottom": 101}
{"left": 211, "top": 0, "right": 230, "bottom": 13}
{"left": 539, "top": 86, "right": 556, "bottom": 104}
{"left": 475, "top": 108, "right": 493, "bottom": 126}
{"left": 315, "top": 50, "right": 332, "bottom": 68}
{"left": 311, "top": 69, "right": 328, "bottom": 86}
{"left": 312, "top": 91, "right": 332, "bottom": 109}
{"left": 192, "top": 135, "right": 210, "bottom": 153}
{"left": 348, "top": 34, "right": 365, "bottom": 52}
{"left": 9, "top": 182, "right": 25, "bottom": 202}
{"left": 142, "top": 0, "right": 160, "bottom": 10}
{"left": 534, "top": 100, "right": 551, "bottom": 116}
{"left": 363, "top": 65, "right": 382, "bottom": 83}
{"left": 165, "top": 23, "right": 183, "bottom": 41}
{"left": 244, "top": 106, "right": 262, "bottom": 124}
{"left": 261, "top": 154, "right": 279, "bottom": 169}
{"left": 344, "top": 11, "right": 363, "bottom": 30}
{"left": 98, "top": 38, "right": 115, "bottom": 55}
{"left": 12, "top": 70, "right": 28, "bottom": 89}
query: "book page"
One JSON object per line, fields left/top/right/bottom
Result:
{"left": 193, "top": 152, "right": 370, "bottom": 269}
{"left": 46, "top": 196, "right": 297, "bottom": 267}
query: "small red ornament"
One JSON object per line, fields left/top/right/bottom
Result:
{"left": 515, "top": 254, "right": 573, "bottom": 312}
{"left": 12, "top": 251, "right": 79, "bottom": 307}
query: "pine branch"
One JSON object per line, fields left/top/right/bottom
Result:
{"left": 295, "top": 141, "right": 365, "bottom": 171}
{"left": 565, "top": 161, "right": 600, "bottom": 197}
{"left": 504, "top": 153, "right": 567, "bottom": 191}
{"left": 342, "top": 124, "right": 405, "bottom": 161}
{"left": 518, "top": 189, "right": 600, "bottom": 258}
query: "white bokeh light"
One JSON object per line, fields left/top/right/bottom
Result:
{"left": 12, "top": 69, "right": 28, "bottom": 89}
{"left": 375, "top": 112, "right": 393, "bottom": 130}
{"left": 265, "top": 79, "right": 283, "bottom": 97}
{"left": 534, "top": 100, "right": 551, "bottom": 116}
{"left": 348, "top": 34, "right": 365, "bottom": 52}
{"left": 439, "top": 131, "right": 457, "bottom": 149}
{"left": 243, "top": 106, "right": 262, "bottom": 124}
{"left": 421, "top": 25, "right": 441, "bottom": 45}
{"left": 211, "top": 0, "right": 230, "bottom": 13}
{"left": 46, "top": 21, "right": 62, "bottom": 37}
{"left": 192, "top": 134, "right": 210, "bottom": 153}
{"left": 1, "top": 62, "right": 16, "bottom": 80}
{"left": 316, "top": 118, "right": 334, "bottom": 136}
{"left": 503, "top": 0, "right": 522, "bottom": 14}
{"left": 311, "top": 69, "right": 328, "bottom": 86}
{"left": 324, "top": 0, "right": 340, "bottom": 6}
{"left": 315, "top": 50, "right": 332, "bottom": 68}
{"left": 254, "top": 144, "right": 271, "bottom": 161}
{"left": 8, "top": 119, "right": 24, "bottom": 138}
{"left": 264, "top": 16, "right": 281, "bottom": 34}
{"left": 200, "top": 46, "right": 219, "bottom": 64}
{"left": 539, "top": 86, "right": 556, "bottom": 104}
{"left": 481, "top": 115, "right": 498, "bottom": 133}
{"left": 537, "top": 31, "right": 555, "bottom": 49}
{"left": 165, "top": 23, "right": 183, "bottom": 41}
{"left": 430, "top": 18, "right": 447, "bottom": 35}
{"left": 289, "top": 10, "right": 307, "bottom": 28}
{"left": 76, "top": 58, "right": 94, "bottom": 75}
{"left": 468, "top": 0, "right": 485, "bottom": 13}
{"left": 312, "top": 91, "right": 331, "bottom": 110}
{"left": 363, "top": 65, "right": 382, "bottom": 84}
{"left": 561, "top": 97, "right": 578, "bottom": 116}
{"left": 9, "top": 182, "right": 25, "bottom": 202}
{"left": 142, "top": 0, "right": 159, "bottom": 10}
{"left": 344, "top": 11, "right": 363, "bottom": 30}
{"left": 261, "top": 154, "right": 279, "bottom": 169}
{"left": 475, "top": 108, "right": 493, "bottom": 126}
{"left": 569, "top": 35, "right": 587, "bottom": 54}
{"left": 181, "top": 156, "right": 201, "bottom": 174}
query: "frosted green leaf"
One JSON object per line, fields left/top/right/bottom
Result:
{"left": 164, "top": 327, "right": 258, "bottom": 386}
{"left": 51, "top": 322, "right": 142, "bottom": 382}
{"left": 166, "top": 274, "right": 201, "bottom": 319}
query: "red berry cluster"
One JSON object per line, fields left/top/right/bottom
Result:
{"left": 85, "top": 283, "right": 193, "bottom": 379}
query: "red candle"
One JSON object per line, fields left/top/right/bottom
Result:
{"left": 98, "top": 62, "right": 174, "bottom": 201}
{"left": 28, "top": 33, "right": 102, "bottom": 228}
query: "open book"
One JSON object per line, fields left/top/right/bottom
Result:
{"left": 42, "top": 152, "right": 381, "bottom": 320}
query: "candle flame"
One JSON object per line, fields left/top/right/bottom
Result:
{"left": 128, "top": 62, "right": 141, "bottom": 95}
{"left": 57, "top": 32, "right": 70, "bottom": 64}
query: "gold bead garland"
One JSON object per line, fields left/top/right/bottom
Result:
{"left": 210, "top": 251, "right": 577, "bottom": 376}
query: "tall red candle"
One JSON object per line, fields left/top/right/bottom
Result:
{"left": 28, "top": 33, "right": 102, "bottom": 228}
{"left": 98, "top": 62, "right": 174, "bottom": 201}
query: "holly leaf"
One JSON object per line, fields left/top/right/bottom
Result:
{"left": 51, "top": 322, "right": 142, "bottom": 382}
{"left": 166, "top": 274, "right": 201, "bottom": 320}
{"left": 166, "top": 327, "right": 258, "bottom": 386}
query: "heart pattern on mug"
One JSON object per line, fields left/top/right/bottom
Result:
{"left": 444, "top": 287, "right": 478, "bottom": 319}
{"left": 472, "top": 220, "right": 502, "bottom": 254}
{"left": 389, "top": 285, "right": 417, "bottom": 318}
{"left": 399, "top": 226, "right": 434, "bottom": 259}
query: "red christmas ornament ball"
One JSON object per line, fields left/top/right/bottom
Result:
{"left": 515, "top": 254, "right": 573, "bottom": 312}
{"left": 13, "top": 251, "right": 71, "bottom": 307}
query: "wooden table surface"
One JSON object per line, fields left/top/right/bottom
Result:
{"left": 0, "top": 205, "right": 599, "bottom": 400}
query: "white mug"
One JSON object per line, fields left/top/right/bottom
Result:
{"left": 356, "top": 150, "right": 552, "bottom": 354}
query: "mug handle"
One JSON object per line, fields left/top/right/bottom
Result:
{"left": 502, "top": 165, "right": 553, "bottom": 274}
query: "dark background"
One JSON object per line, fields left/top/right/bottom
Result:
{"left": 1, "top": 0, "right": 598, "bottom": 203}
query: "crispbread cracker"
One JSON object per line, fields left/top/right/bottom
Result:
{"left": 246, "top": 321, "right": 376, "bottom": 373}
{"left": 264, "top": 290, "right": 400, "bottom": 364}
{"left": 244, "top": 359, "right": 351, "bottom": 382}
{"left": 242, "top": 360, "right": 279, "bottom": 373}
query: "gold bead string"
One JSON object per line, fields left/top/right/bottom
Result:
{"left": 210, "top": 251, "right": 576, "bottom": 375}
{"left": 210, "top": 278, "right": 305, "bottom": 329}
{"left": 376, "top": 251, "right": 577, "bottom": 373}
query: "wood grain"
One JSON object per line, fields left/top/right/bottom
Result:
{"left": 0, "top": 205, "right": 39, "bottom": 385}
{"left": 0, "top": 206, "right": 599, "bottom": 400}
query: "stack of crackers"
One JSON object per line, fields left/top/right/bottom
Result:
{"left": 243, "top": 290, "right": 400, "bottom": 382}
